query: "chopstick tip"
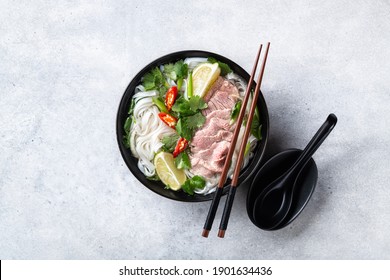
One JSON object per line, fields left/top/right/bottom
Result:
{"left": 217, "top": 229, "right": 225, "bottom": 238}
{"left": 202, "top": 229, "right": 210, "bottom": 238}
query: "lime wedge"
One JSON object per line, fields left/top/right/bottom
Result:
{"left": 192, "top": 62, "right": 221, "bottom": 98}
{"left": 154, "top": 152, "right": 186, "bottom": 191}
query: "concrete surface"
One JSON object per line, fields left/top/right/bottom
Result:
{"left": 1, "top": 0, "right": 390, "bottom": 259}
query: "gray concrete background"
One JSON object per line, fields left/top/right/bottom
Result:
{"left": 1, "top": 0, "right": 389, "bottom": 259}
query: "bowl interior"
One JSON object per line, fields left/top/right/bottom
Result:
{"left": 117, "top": 50, "right": 269, "bottom": 202}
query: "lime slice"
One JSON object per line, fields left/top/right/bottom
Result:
{"left": 192, "top": 62, "right": 221, "bottom": 98}
{"left": 154, "top": 152, "right": 186, "bottom": 191}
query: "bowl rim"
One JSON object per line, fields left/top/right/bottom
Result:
{"left": 116, "top": 50, "right": 269, "bottom": 202}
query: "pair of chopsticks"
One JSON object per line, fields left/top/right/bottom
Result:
{"left": 202, "top": 42, "right": 270, "bottom": 238}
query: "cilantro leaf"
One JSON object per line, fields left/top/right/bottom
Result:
{"left": 123, "top": 135, "right": 130, "bottom": 148}
{"left": 142, "top": 67, "right": 164, "bottom": 91}
{"left": 172, "top": 96, "right": 208, "bottom": 116}
{"left": 185, "top": 112, "right": 206, "bottom": 130}
{"left": 161, "top": 134, "right": 180, "bottom": 153}
{"left": 158, "top": 85, "right": 168, "bottom": 98}
{"left": 189, "top": 95, "right": 207, "bottom": 111}
{"left": 173, "top": 60, "right": 188, "bottom": 79}
{"left": 171, "top": 96, "right": 191, "bottom": 116}
{"left": 207, "top": 57, "right": 217, "bottom": 64}
{"left": 181, "top": 180, "right": 193, "bottom": 195}
{"left": 181, "top": 175, "right": 206, "bottom": 195}
{"left": 172, "top": 95, "right": 207, "bottom": 141}
{"left": 163, "top": 63, "right": 176, "bottom": 80}
{"left": 176, "top": 113, "right": 205, "bottom": 141}
{"left": 190, "top": 175, "right": 206, "bottom": 189}
{"left": 176, "top": 118, "right": 193, "bottom": 140}
{"left": 163, "top": 60, "right": 188, "bottom": 81}
{"left": 123, "top": 116, "right": 132, "bottom": 148}
{"left": 207, "top": 57, "right": 232, "bottom": 76}
{"left": 174, "top": 152, "right": 191, "bottom": 170}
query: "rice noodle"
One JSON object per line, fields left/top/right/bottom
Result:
{"left": 226, "top": 72, "right": 247, "bottom": 96}
{"left": 129, "top": 90, "right": 176, "bottom": 177}
{"left": 183, "top": 57, "right": 207, "bottom": 71}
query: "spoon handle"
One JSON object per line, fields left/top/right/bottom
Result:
{"left": 290, "top": 114, "right": 337, "bottom": 175}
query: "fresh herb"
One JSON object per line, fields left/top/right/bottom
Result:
{"left": 142, "top": 67, "right": 165, "bottom": 91}
{"left": 184, "top": 112, "right": 206, "bottom": 130}
{"left": 128, "top": 98, "right": 136, "bottom": 115}
{"left": 162, "top": 61, "right": 188, "bottom": 81}
{"left": 172, "top": 96, "right": 207, "bottom": 141}
{"left": 207, "top": 57, "right": 232, "bottom": 76}
{"left": 171, "top": 97, "right": 191, "bottom": 116}
{"left": 174, "top": 151, "right": 191, "bottom": 170}
{"left": 163, "top": 60, "right": 188, "bottom": 82}
{"left": 152, "top": 96, "right": 168, "bottom": 113}
{"left": 175, "top": 119, "right": 193, "bottom": 140}
{"left": 181, "top": 175, "right": 206, "bottom": 195}
{"left": 172, "top": 96, "right": 207, "bottom": 116}
{"left": 189, "top": 95, "right": 207, "bottom": 111}
{"left": 123, "top": 97, "right": 137, "bottom": 148}
{"left": 124, "top": 116, "right": 132, "bottom": 132}
{"left": 162, "top": 63, "right": 176, "bottom": 80}
{"left": 230, "top": 100, "right": 242, "bottom": 123}
{"left": 141, "top": 67, "right": 169, "bottom": 98}
{"left": 242, "top": 100, "right": 262, "bottom": 141}
{"left": 174, "top": 60, "right": 188, "bottom": 79}
{"left": 161, "top": 134, "right": 180, "bottom": 153}
{"left": 123, "top": 116, "right": 132, "bottom": 148}
{"left": 122, "top": 134, "right": 130, "bottom": 149}
{"left": 158, "top": 85, "right": 168, "bottom": 98}
{"left": 176, "top": 113, "right": 206, "bottom": 140}
{"left": 251, "top": 107, "right": 262, "bottom": 140}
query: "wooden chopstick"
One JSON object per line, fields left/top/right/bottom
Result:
{"left": 218, "top": 42, "right": 270, "bottom": 238}
{"left": 202, "top": 44, "right": 264, "bottom": 238}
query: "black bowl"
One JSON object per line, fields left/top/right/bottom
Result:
{"left": 247, "top": 149, "right": 318, "bottom": 229}
{"left": 116, "top": 50, "right": 269, "bottom": 202}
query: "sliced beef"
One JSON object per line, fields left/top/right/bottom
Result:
{"left": 203, "top": 78, "right": 240, "bottom": 116}
{"left": 189, "top": 77, "right": 241, "bottom": 182}
{"left": 191, "top": 130, "right": 232, "bottom": 152}
{"left": 190, "top": 141, "right": 229, "bottom": 174}
{"left": 203, "top": 77, "right": 224, "bottom": 103}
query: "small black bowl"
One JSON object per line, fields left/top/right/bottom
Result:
{"left": 247, "top": 149, "right": 318, "bottom": 229}
{"left": 117, "top": 50, "right": 269, "bottom": 202}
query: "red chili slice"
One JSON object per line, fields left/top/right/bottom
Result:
{"left": 165, "top": 86, "right": 178, "bottom": 111}
{"left": 173, "top": 137, "right": 189, "bottom": 158}
{"left": 158, "top": 112, "right": 177, "bottom": 129}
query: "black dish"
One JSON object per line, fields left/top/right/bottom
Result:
{"left": 247, "top": 149, "right": 318, "bottom": 229}
{"left": 116, "top": 50, "right": 269, "bottom": 202}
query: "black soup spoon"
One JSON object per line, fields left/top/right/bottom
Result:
{"left": 252, "top": 114, "right": 337, "bottom": 230}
